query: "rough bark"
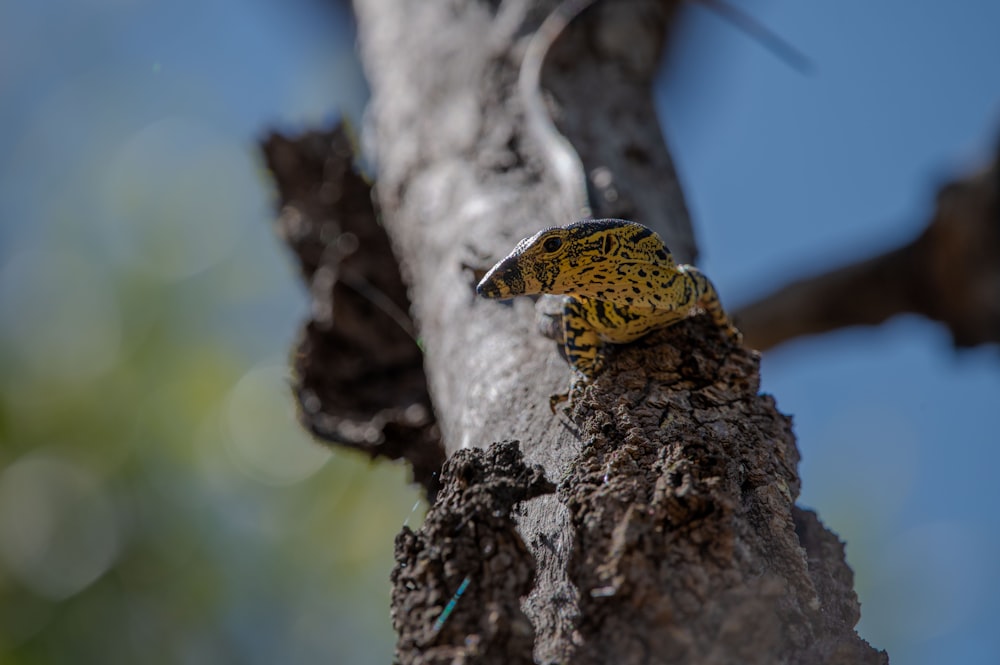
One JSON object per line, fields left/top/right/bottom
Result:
{"left": 266, "top": 0, "right": 887, "bottom": 662}
{"left": 391, "top": 441, "right": 555, "bottom": 664}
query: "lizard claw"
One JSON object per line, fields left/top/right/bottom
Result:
{"left": 549, "top": 374, "right": 586, "bottom": 414}
{"left": 548, "top": 391, "right": 569, "bottom": 414}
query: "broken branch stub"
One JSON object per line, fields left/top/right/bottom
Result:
{"left": 262, "top": 127, "right": 444, "bottom": 495}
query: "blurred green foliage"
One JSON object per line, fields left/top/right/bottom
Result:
{"left": 0, "top": 3, "right": 421, "bottom": 663}
{"left": 0, "top": 165, "right": 423, "bottom": 663}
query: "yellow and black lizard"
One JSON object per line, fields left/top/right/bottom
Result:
{"left": 477, "top": 219, "right": 741, "bottom": 405}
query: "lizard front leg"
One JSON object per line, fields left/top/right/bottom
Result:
{"left": 549, "top": 296, "right": 603, "bottom": 412}
{"left": 683, "top": 266, "right": 743, "bottom": 342}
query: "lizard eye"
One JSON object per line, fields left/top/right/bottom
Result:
{"left": 542, "top": 237, "right": 563, "bottom": 253}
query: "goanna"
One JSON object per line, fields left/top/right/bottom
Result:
{"left": 477, "top": 219, "right": 741, "bottom": 405}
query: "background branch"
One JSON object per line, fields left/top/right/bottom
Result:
{"left": 736, "top": 139, "right": 1000, "bottom": 352}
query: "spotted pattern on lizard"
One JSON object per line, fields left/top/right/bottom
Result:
{"left": 477, "top": 219, "right": 741, "bottom": 400}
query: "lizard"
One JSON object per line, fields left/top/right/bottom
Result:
{"left": 476, "top": 218, "right": 741, "bottom": 408}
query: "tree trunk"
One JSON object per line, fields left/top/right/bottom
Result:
{"left": 273, "top": 0, "right": 889, "bottom": 662}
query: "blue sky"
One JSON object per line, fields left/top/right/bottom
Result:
{"left": 1, "top": 0, "right": 997, "bottom": 662}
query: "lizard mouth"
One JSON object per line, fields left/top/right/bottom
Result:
{"left": 476, "top": 259, "right": 526, "bottom": 299}
{"left": 476, "top": 278, "right": 501, "bottom": 299}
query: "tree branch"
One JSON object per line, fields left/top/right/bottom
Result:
{"left": 736, "top": 139, "right": 1000, "bottom": 352}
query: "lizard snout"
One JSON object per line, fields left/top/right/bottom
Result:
{"left": 476, "top": 275, "right": 501, "bottom": 298}
{"left": 477, "top": 258, "right": 527, "bottom": 299}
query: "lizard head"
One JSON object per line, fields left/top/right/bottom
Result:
{"left": 477, "top": 219, "right": 676, "bottom": 299}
